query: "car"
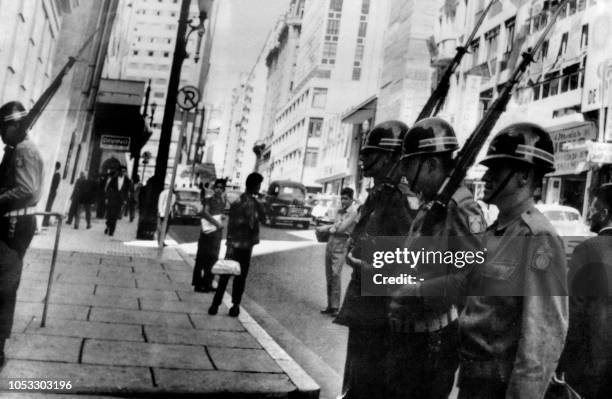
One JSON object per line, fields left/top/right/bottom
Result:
{"left": 535, "top": 204, "right": 594, "bottom": 237}
{"left": 169, "top": 188, "right": 203, "bottom": 224}
{"left": 311, "top": 195, "right": 340, "bottom": 225}
{"left": 262, "top": 180, "right": 313, "bottom": 229}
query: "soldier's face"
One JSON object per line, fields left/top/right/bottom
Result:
{"left": 340, "top": 195, "right": 352, "bottom": 209}
{"left": 0, "top": 123, "right": 18, "bottom": 145}
{"left": 482, "top": 163, "right": 515, "bottom": 204}
{"left": 359, "top": 150, "right": 387, "bottom": 178}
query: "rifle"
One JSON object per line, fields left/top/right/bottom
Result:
{"left": 21, "top": 29, "right": 100, "bottom": 132}
{"left": 416, "top": 0, "right": 498, "bottom": 122}
{"left": 418, "top": 0, "right": 569, "bottom": 234}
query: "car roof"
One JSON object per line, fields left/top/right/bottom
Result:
{"left": 535, "top": 204, "right": 581, "bottom": 214}
{"left": 270, "top": 180, "right": 306, "bottom": 187}
{"left": 176, "top": 188, "right": 200, "bottom": 193}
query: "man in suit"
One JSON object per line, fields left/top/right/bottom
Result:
{"left": 42, "top": 162, "right": 61, "bottom": 227}
{"left": 117, "top": 166, "right": 131, "bottom": 220}
{"left": 67, "top": 171, "right": 88, "bottom": 229}
{"left": 104, "top": 168, "right": 122, "bottom": 236}
{"left": 559, "top": 183, "right": 612, "bottom": 399}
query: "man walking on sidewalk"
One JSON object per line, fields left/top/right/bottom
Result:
{"left": 209, "top": 173, "right": 265, "bottom": 317}
{"left": 104, "top": 169, "right": 122, "bottom": 236}
{"left": 0, "top": 101, "right": 44, "bottom": 369}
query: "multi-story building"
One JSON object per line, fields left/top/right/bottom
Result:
{"left": 436, "top": 0, "right": 611, "bottom": 215}
{"left": 103, "top": 0, "right": 206, "bottom": 182}
{"left": 255, "top": 2, "right": 304, "bottom": 188}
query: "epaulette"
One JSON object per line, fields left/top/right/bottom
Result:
{"left": 451, "top": 186, "right": 473, "bottom": 206}
{"left": 520, "top": 205, "right": 557, "bottom": 235}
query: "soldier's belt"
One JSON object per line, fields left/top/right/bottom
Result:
{"left": 4, "top": 206, "right": 37, "bottom": 217}
{"left": 392, "top": 306, "right": 458, "bottom": 333}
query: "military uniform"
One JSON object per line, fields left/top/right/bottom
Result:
{"left": 334, "top": 120, "right": 412, "bottom": 399}
{"left": 0, "top": 102, "right": 44, "bottom": 368}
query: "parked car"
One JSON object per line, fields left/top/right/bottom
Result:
{"left": 262, "top": 180, "right": 312, "bottom": 229}
{"left": 535, "top": 204, "right": 593, "bottom": 237}
{"left": 170, "top": 188, "right": 202, "bottom": 224}
{"left": 311, "top": 195, "right": 340, "bottom": 225}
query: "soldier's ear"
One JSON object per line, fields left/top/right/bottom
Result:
{"left": 515, "top": 169, "right": 531, "bottom": 188}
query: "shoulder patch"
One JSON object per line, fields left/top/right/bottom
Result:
{"left": 469, "top": 215, "right": 485, "bottom": 233}
{"left": 531, "top": 246, "right": 553, "bottom": 271}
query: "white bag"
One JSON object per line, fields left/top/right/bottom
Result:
{"left": 211, "top": 259, "right": 241, "bottom": 275}
{"left": 201, "top": 214, "right": 222, "bottom": 234}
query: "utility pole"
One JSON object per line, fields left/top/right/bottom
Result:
{"left": 133, "top": 79, "right": 151, "bottom": 183}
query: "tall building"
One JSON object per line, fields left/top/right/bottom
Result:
{"left": 436, "top": 0, "right": 610, "bottom": 215}
{"left": 103, "top": 0, "right": 207, "bottom": 182}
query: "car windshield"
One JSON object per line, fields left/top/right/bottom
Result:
{"left": 278, "top": 186, "right": 305, "bottom": 201}
{"left": 543, "top": 210, "right": 565, "bottom": 221}
{"left": 564, "top": 211, "right": 580, "bottom": 221}
{"left": 176, "top": 191, "right": 200, "bottom": 201}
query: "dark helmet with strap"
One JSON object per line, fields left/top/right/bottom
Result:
{"left": 401, "top": 117, "right": 459, "bottom": 160}
{"left": 360, "top": 120, "right": 409, "bottom": 156}
{"left": 480, "top": 122, "right": 555, "bottom": 173}
{"left": 0, "top": 101, "right": 27, "bottom": 128}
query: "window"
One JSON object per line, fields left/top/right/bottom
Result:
{"left": 485, "top": 26, "right": 499, "bottom": 60}
{"left": 308, "top": 118, "right": 323, "bottom": 137}
{"left": 148, "top": 51, "right": 154, "bottom": 56}
{"left": 163, "top": 52, "right": 169, "bottom": 57}
{"left": 154, "top": 92, "right": 165, "bottom": 98}
{"left": 330, "top": 0, "right": 343, "bottom": 12}
{"left": 580, "top": 24, "right": 588, "bottom": 49}
{"left": 352, "top": 67, "right": 361, "bottom": 80}
{"left": 541, "top": 40, "right": 549, "bottom": 59}
{"left": 558, "top": 32, "right": 568, "bottom": 56}
{"left": 505, "top": 18, "right": 515, "bottom": 54}
{"left": 358, "top": 22, "right": 367, "bottom": 37}
{"left": 471, "top": 39, "right": 480, "bottom": 67}
{"left": 361, "top": 0, "right": 370, "bottom": 14}
{"left": 355, "top": 44, "right": 364, "bottom": 61}
{"left": 312, "top": 88, "right": 328, "bottom": 108}
{"left": 322, "top": 42, "right": 337, "bottom": 63}
{"left": 133, "top": 50, "right": 139, "bottom": 55}
{"left": 327, "top": 19, "right": 340, "bottom": 35}
{"left": 304, "top": 149, "right": 319, "bottom": 167}
{"left": 568, "top": 0, "right": 577, "bottom": 15}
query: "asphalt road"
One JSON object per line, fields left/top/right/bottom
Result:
{"left": 170, "top": 223, "right": 351, "bottom": 399}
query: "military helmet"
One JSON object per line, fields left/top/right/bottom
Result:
{"left": 401, "top": 117, "right": 459, "bottom": 159}
{"left": 480, "top": 122, "right": 555, "bottom": 173}
{"left": 360, "top": 120, "right": 409, "bottom": 155}
{"left": 0, "top": 101, "right": 27, "bottom": 128}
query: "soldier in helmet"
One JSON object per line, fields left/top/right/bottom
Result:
{"left": 395, "top": 122, "right": 568, "bottom": 398}
{"left": 334, "top": 120, "right": 413, "bottom": 399}
{"left": 0, "top": 101, "right": 44, "bottom": 369}
{"left": 387, "top": 117, "right": 486, "bottom": 399}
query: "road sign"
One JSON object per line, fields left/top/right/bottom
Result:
{"left": 100, "top": 135, "right": 130, "bottom": 151}
{"left": 177, "top": 85, "right": 200, "bottom": 110}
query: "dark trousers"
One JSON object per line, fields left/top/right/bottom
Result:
{"left": 106, "top": 204, "right": 121, "bottom": 235}
{"left": 212, "top": 247, "right": 253, "bottom": 306}
{"left": 193, "top": 230, "right": 222, "bottom": 289}
{"left": 66, "top": 199, "right": 78, "bottom": 224}
{"left": 0, "top": 216, "right": 36, "bottom": 359}
{"left": 386, "top": 322, "right": 459, "bottom": 399}
{"left": 74, "top": 203, "right": 91, "bottom": 228}
{"left": 341, "top": 327, "right": 389, "bottom": 399}
{"left": 42, "top": 190, "right": 57, "bottom": 226}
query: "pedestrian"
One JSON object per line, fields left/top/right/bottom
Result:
{"left": 0, "top": 101, "right": 44, "bottom": 369}
{"left": 558, "top": 183, "right": 612, "bottom": 399}
{"left": 387, "top": 117, "right": 486, "bottom": 399}
{"left": 208, "top": 172, "right": 265, "bottom": 317}
{"left": 157, "top": 184, "right": 175, "bottom": 243}
{"left": 397, "top": 123, "right": 568, "bottom": 399}
{"left": 67, "top": 171, "right": 89, "bottom": 229}
{"left": 42, "top": 162, "right": 61, "bottom": 227}
{"left": 317, "top": 187, "right": 358, "bottom": 316}
{"left": 118, "top": 165, "right": 131, "bottom": 219}
{"left": 334, "top": 121, "right": 412, "bottom": 399}
{"left": 193, "top": 178, "right": 228, "bottom": 293}
{"left": 104, "top": 168, "right": 122, "bottom": 236}
{"left": 131, "top": 175, "right": 142, "bottom": 222}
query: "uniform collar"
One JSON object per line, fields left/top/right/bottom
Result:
{"left": 493, "top": 197, "right": 534, "bottom": 232}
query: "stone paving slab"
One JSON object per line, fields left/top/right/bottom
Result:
{"left": 49, "top": 293, "right": 139, "bottom": 310}
{"left": 5, "top": 335, "right": 81, "bottom": 363}
{"left": 82, "top": 340, "right": 214, "bottom": 370}
{"left": 190, "top": 314, "right": 245, "bottom": 332}
{"left": 25, "top": 319, "right": 144, "bottom": 342}
{"left": 94, "top": 285, "right": 179, "bottom": 301}
{"left": 139, "top": 297, "right": 213, "bottom": 314}
{"left": 153, "top": 368, "right": 295, "bottom": 395}
{"left": 144, "top": 325, "right": 261, "bottom": 349}
{"left": 55, "top": 273, "right": 137, "bottom": 288}
{"left": 89, "top": 308, "right": 193, "bottom": 328}
{"left": 13, "top": 302, "right": 90, "bottom": 321}
{"left": 208, "top": 347, "right": 283, "bottom": 373}
{"left": 0, "top": 360, "right": 153, "bottom": 392}
{"left": 135, "top": 278, "right": 192, "bottom": 291}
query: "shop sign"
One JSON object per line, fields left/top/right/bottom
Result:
{"left": 553, "top": 148, "right": 589, "bottom": 176}
{"left": 100, "top": 135, "right": 130, "bottom": 151}
{"left": 548, "top": 122, "right": 596, "bottom": 152}
{"left": 587, "top": 141, "right": 612, "bottom": 164}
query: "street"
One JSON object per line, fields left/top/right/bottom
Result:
{"left": 170, "top": 223, "right": 351, "bottom": 399}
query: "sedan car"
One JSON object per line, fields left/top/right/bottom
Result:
{"left": 170, "top": 188, "right": 203, "bottom": 224}
{"left": 535, "top": 204, "right": 594, "bottom": 237}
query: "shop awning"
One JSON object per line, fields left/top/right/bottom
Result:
{"left": 341, "top": 96, "right": 377, "bottom": 125}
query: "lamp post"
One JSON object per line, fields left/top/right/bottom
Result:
{"left": 137, "top": 0, "right": 213, "bottom": 240}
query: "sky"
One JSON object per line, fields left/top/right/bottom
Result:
{"left": 204, "top": 0, "right": 289, "bottom": 127}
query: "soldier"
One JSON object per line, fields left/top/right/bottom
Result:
{"left": 387, "top": 117, "right": 486, "bottom": 399}
{"left": 334, "top": 121, "right": 413, "bottom": 399}
{"left": 559, "top": 183, "right": 612, "bottom": 398}
{"left": 0, "top": 101, "right": 44, "bottom": 369}
{"left": 395, "top": 123, "right": 568, "bottom": 398}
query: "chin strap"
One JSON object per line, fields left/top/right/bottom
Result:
{"left": 409, "top": 158, "right": 424, "bottom": 194}
{"left": 483, "top": 170, "right": 515, "bottom": 204}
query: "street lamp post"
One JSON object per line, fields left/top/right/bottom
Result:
{"left": 137, "top": 0, "right": 213, "bottom": 240}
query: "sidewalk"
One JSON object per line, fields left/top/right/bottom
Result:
{"left": 0, "top": 217, "right": 319, "bottom": 398}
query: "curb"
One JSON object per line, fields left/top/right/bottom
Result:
{"left": 174, "top": 246, "right": 320, "bottom": 399}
